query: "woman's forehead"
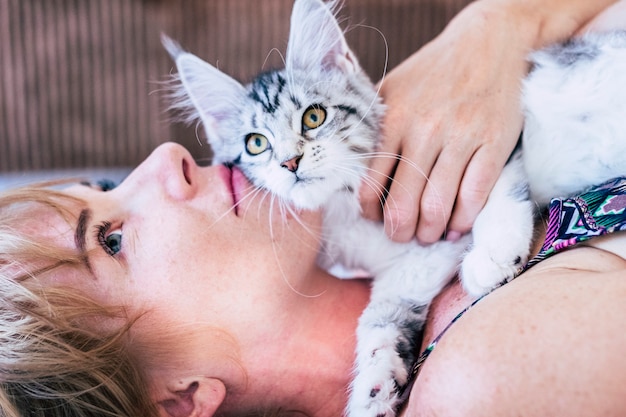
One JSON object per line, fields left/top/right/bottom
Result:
{"left": 23, "top": 203, "right": 80, "bottom": 249}
{"left": 4, "top": 199, "right": 99, "bottom": 292}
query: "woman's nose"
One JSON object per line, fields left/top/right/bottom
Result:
{"left": 122, "top": 142, "right": 197, "bottom": 201}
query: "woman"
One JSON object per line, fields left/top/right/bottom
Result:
{"left": 3, "top": 3, "right": 626, "bottom": 417}
{"left": 3, "top": 141, "right": 626, "bottom": 417}
{"left": 0, "top": 143, "right": 366, "bottom": 416}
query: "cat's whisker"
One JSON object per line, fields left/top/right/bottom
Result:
{"left": 263, "top": 48, "right": 286, "bottom": 71}
{"left": 360, "top": 153, "right": 450, "bottom": 235}
{"left": 344, "top": 151, "right": 431, "bottom": 185}
{"left": 270, "top": 234, "right": 327, "bottom": 298}
{"left": 365, "top": 153, "right": 449, "bottom": 232}
{"left": 263, "top": 193, "right": 327, "bottom": 298}
{"left": 194, "top": 122, "right": 205, "bottom": 147}
{"left": 328, "top": 152, "right": 447, "bottom": 237}
{"left": 262, "top": 190, "right": 328, "bottom": 257}
{"left": 241, "top": 186, "right": 272, "bottom": 225}
{"left": 207, "top": 182, "right": 265, "bottom": 230}
{"left": 351, "top": 23, "right": 389, "bottom": 96}
{"left": 193, "top": 156, "right": 212, "bottom": 163}
{"left": 232, "top": 176, "right": 323, "bottom": 254}
{"left": 340, "top": 171, "right": 397, "bottom": 225}
{"left": 360, "top": 175, "right": 409, "bottom": 237}
{"left": 286, "top": 206, "right": 327, "bottom": 254}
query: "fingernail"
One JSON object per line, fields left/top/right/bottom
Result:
{"left": 445, "top": 230, "right": 462, "bottom": 242}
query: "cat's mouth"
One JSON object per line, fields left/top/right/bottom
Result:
{"left": 293, "top": 175, "right": 325, "bottom": 186}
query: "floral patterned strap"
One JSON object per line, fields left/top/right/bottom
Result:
{"left": 523, "top": 177, "right": 626, "bottom": 271}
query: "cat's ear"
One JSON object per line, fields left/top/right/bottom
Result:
{"left": 286, "top": 0, "right": 360, "bottom": 75}
{"left": 162, "top": 34, "right": 247, "bottom": 141}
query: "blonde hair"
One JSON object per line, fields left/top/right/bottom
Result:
{"left": 0, "top": 183, "right": 157, "bottom": 416}
{"left": 0, "top": 182, "right": 311, "bottom": 417}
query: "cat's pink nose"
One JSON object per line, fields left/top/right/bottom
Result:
{"left": 281, "top": 155, "right": 302, "bottom": 172}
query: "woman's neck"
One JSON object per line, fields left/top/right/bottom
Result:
{"left": 228, "top": 269, "right": 371, "bottom": 416}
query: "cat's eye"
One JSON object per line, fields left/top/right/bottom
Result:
{"left": 302, "top": 105, "right": 327, "bottom": 130}
{"left": 245, "top": 133, "right": 270, "bottom": 155}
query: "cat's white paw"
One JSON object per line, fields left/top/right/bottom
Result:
{"left": 346, "top": 327, "right": 409, "bottom": 417}
{"left": 461, "top": 244, "right": 527, "bottom": 296}
{"left": 462, "top": 159, "right": 534, "bottom": 296}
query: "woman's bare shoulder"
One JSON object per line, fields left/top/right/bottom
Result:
{"left": 403, "top": 242, "right": 626, "bottom": 416}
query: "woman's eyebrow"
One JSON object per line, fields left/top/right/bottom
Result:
{"left": 75, "top": 208, "right": 91, "bottom": 254}
{"left": 74, "top": 208, "right": 94, "bottom": 273}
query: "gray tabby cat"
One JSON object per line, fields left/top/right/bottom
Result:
{"left": 163, "top": 0, "right": 626, "bottom": 415}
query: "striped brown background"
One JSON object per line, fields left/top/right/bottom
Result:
{"left": 0, "top": 0, "right": 473, "bottom": 172}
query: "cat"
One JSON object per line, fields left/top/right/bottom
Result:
{"left": 162, "top": 0, "right": 626, "bottom": 415}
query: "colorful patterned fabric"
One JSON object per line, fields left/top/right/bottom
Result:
{"left": 397, "top": 176, "right": 626, "bottom": 409}
{"left": 523, "top": 176, "right": 626, "bottom": 270}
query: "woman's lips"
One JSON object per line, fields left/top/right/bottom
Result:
{"left": 219, "top": 164, "right": 251, "bottom": 215}
{"left": 231, "top": 166, "right": 250, "bottom": 210}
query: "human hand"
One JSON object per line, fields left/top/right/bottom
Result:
{"left": 360, "top": 3, "right": 529, "bottom": 244}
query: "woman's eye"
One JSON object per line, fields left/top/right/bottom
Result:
{"left": 79, "top": 179, "right": 118, "bottom": 192}
{"left": 104, "top": 230, "right": 122, "bottom": 255}
{"left": 96, "top": 179, "right": 118, "bottom": 192}
{"left": 96, "top": 222, "right": 123, "bottom": 256}
{"left": 245, "top": 133, "right": 270, "bottom": 155}
{"left": 302, "top": 105, "right": 326, "bottom": 130}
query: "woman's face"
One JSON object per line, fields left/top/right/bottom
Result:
{"left": 57, "top": 142, "right": 323, "bottom": 343}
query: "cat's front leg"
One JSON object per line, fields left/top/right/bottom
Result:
{"left": 461, "top": 152, "right": 535, "bottom": 295}
{"left": 346, "top": 238, "right": 469, "bottom": 417}
{"left": 347, "top": 297, "right": 426, "bottom": 417}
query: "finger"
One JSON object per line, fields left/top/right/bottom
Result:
{"left": 416, "top": 145, "right": 469, "bottom": 243}
{"left": 446, "top": 144, "right": 510, "bottom": 235}
{"left": 360, "top": 97, "right": 409, "bottom": 221}
{"left": 360, "top": 147, "right": 399, "bottom": 221}
{"left": 383, "top": 149, "right": 435, "bottom": 242}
